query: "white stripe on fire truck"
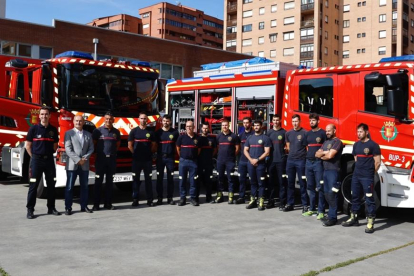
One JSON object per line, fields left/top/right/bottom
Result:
{"left": 0, "top": 129, "right": 28, "bottom": 136}
{"left": 127, "top": 118, "right": 138, "bottom": 128}
{"left": 4, "top": 143, "right": 10, "bottom": 147}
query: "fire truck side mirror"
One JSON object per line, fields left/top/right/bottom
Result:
{"left": 41, "top": 64, "right": 53, "bottom": 108}
{"left": 387, "top": 89, "right": 404, "bottom": 118}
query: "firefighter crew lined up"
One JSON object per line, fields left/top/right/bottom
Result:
{"left": 24, "top": 108, "right": 382, "bottom": 234}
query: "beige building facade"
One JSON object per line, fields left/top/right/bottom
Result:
{"left": 225, "top": 0, "right": 414, "bottom": 67}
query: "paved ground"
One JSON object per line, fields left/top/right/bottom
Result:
{"left": 1, "top": 177, "right": 414, "bottom": 276}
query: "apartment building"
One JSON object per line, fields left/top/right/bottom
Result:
{"left": 88, "top": 14, "right": 142, "bottom": 34}
{"left": 139, "top": 2, "right": 224, "bottom": 49}
{"left": 225, "top": 0, "right": 414, "bottom": 67}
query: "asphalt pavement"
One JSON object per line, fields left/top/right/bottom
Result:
{"left": 1, "top": 177, "right": 414, "bottom": 276}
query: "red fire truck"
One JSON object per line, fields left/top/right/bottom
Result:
{"left": 167, "top": 56, "right": 414, "bottom": 211}
{"left": 0, "top": 51, "right": 161, "bottom": 197}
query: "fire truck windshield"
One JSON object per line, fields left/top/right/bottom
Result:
{"left": 61, "top": 64, "right": 159, "bottom": 116}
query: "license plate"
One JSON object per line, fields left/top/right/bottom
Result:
{"left": 113, "top": 175, "right": 133, "bottom": 183}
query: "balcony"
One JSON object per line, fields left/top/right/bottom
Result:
{"left": 300, "top": 35, "right": 314, "bottom": 43}
{"left": 393, "top": 19, "right": 397, "bottom": 27}
{"left": 300, "top": 51, "right": 314, "bottom": 59}
{"left": 392, "top": 35, "right": 397, "bottom": 43}
{"left": 301, "top": 3, "right": 314, "bottom": 14}
{"left": 301, "top": 19, "right": 314, "bottom": 28}
{"left": 392, "top": 2, "right": 397, "bottom": 10}
{"left": 227, "top": 19, "right": 237, "bottom": 26}
{"left": 403, "top": 35, "right": 409, "bottom": 47}
{"left": 226, "top": 32, "right": 237, "bottom": 40}
{"left": 226, "top": 46, "right": 236, "bottom": 52}
{"left": 227, "top": 4, "right": 237, "bottom": 13}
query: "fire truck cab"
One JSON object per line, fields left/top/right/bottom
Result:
{"left": 281, "top": 56, "right": 414, "bottom": 210}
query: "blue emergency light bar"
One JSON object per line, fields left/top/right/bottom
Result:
{"left": 55, "top": 51, "right": 94, "bottom": 60}
{"left": 379, "top": 55, "right": 414, "bottom": 63}
{"left": 131, "top": 61, "right": 151, "bottom": 67}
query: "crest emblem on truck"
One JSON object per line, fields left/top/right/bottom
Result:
{"left": 380, "top": 121, "right": 398, "bottom": 142}
{"left": 26, "top": 109, "right": 40, "bottom": 126}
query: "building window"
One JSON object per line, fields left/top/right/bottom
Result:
{"left": 143, "top": 23, "right": 149, "bottom": 29}
{"left": 344, "top": 4, "right": 350, "bottom": 12}
{"left": 343, "top": 35, "right": 350, "bottom": 43}
{"left": 271, "top": 5, "right": 277, "bottom": 12}
{"left": 258, "top": 51, "right": 265, "bottom": 57}
{"left": 39, "top": 47, "right": 53, "bottom": 59}
{"left": 379, "top": 30, "right": 386, "bottom": 38}
{"left": 259, "top": 7, "right": 265, "bottom": 15}
{"left": 325, "top": 31, "right": 328, "bottom": 39}
{"left": 227, "top": 26, "right": 237, "bottom": 33}
{"left": 142, "top": 12, "right": 150, "bottom": 18}
{"left": 242, "top": 24, "right": 252, "bottom": 32}
{"left": 300, "top": 60, "right": 313, "bottom": 68}
{"left": 325, "top": 0, "right": 329, "bottom": 7}
{"left": 300, "top": 43, "right": 314, "bottom": 55}
{"left": 325, "top": 16, "right": 328, "bottom": 23}
{"left": 362, "top": 33, "right": 366, "bottom": 37}
{"left": 362, "top": 48, "right": 366, "bottom": 53}
{"left": 226, "top": 39, "right": 236, "bottom": 47}
{"left": 357, "top": 49, "right": 361, "bottom": 54}
{"left": 258, "top": 36, "right": 264, "bottom": 44}
{"left": 362, "top": 17, "right": 366, "bottom": 21}
{"left": 242, "top": 38, "right": 252, "bottom": 46}
{"left": 379, "top": 14, "right": 386, "bottom": 23}
{"left": 1, "top": 41, "right": 17, "bottom": 56}
{"left": 243, "top": 10, "right": 253, "bottom": 18}
{"left": 283, "top": 31, "right": 294, "bottom": 40}
{"left": 379, "top": 0, "right": 386, "bottom": 6}
{"left": 411, "top": 35, "right": 414, "bottom": 43}
{"left": 378, "top": 46, "right": 386, "bottom": 55}
{"left": 284, "top": 16, "right": 295, "bottom": 25}
{"left": 283, "top": 47, "right": 294, "bottom": 56}
{"left": 18, "top": 44, "right": 31, "bottom": 57}
{"left": 343, "top": 20, "right": 350, "bottom": 28}
{"left": 301, "top": 28, "right": 313, "bottom": 40}
{"left": 343, "top": 50, "right": 349, "bottom": 58}
{"left": 259, "top": 22, "right": 265, "bottom": 29}
{"left": 269, "top": 33, "right": 277, "bottom": 42}
{"left": 412, "top": 20, "right": 414, "bottom": 27}
{"left": 271, "top": 19, "right": 277, "bottom": 27}
{"left": 244, "top": 52, "right": 253, "bottom": 55}
{"left": 284, "top": 1, "right": 295, "bottom": 10}
{"left": 243, "top": 0, "right": 253, "bottom": 3}
{"left": 270, "top": 49, "right": 276, "bottom": 58}
{"left": 324, "top": 47, "right": 328, "bottom": 55}
{"left": 357, "top": 33, "right": 361, "bottom": 38}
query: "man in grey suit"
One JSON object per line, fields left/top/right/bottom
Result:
{"left": 64, "top": 115, "right": 94, "bottom": 215}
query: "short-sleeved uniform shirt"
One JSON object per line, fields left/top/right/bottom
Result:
{"left": 92, "top": 126, "right": 121, "bottom": 156}
{"left": 128, "top": 127, "right": 155, "bottom": 162}
{"left": 352, "top": 139, "right": 381, "bottom": 178}
{"left": 176, "top": 133, "right": 199, "bottom": 160}
{"left": 306, "top": 129, "right": 327, "bottom": 160}
{"left": 321, "top": 137, "right": 343, "bottom": 171}
{"left": 285, "top": 128, "right": 307, "bottom": 160}
{"left": 267, "top": 128, "right": 286, "bottom": 162}
{"left": 216, "top": 131, "right": 240, "bottom": 163}
{"left": 245, "top": 133, "right": 272, "bottom": 164}
{"left": 154, "top": 128, "right": 179, "bottom": 158}
{"left": 26, "top": 123, "right": 58, "bottom": 155}
{"left": 198, "top": 135, "right": 217, "bottom": 165}
{"left": 238, "top": 130, "right": 254, "bottom": 163}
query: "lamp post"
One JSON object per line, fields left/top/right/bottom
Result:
{"left": 93, "top": 38, "right": 99, "bottom": 61}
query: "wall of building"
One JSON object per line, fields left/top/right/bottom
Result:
{"left": 0, "top": 0, "right": 5, "bottom": 18}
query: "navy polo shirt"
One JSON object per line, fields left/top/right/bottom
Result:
{"left": 155, "top": 128, "right": 179, "bottom": 158}
{"left": 176, "top": 133, "right": 199, "bottom": 160}
{"left": 286, "top": 128, "right": 307, "bottom": 160}
{"left": 321, "top": 137, "right": 343, "bottom": 171}
{"left": 26, "top": 123, "right": 58, "bottom": 155}
{"left": 198, "top": 135, "right": 216, "bottom": 165}
{"left": 306, "top": 129, "right": 326, "bottom": 160}
{"left": 128, "top": 127, "right": 155, "bottom": 162}
{"left": 352, "top": 139, "right": 381, "bottom": 178}
{"left": 92, "top": 126, "right": 121, "bottom": 156}
{"left": 216, "top": 131, "right": 240, "bottom": 163}
{"left": 238, "top": 130, "right": 254, "bottom": 163}
{"left": 267, "top": 128, "right": 287, "bottom": 162}
{"left": 245, "top": 133, "right": 272, "bottom": 163}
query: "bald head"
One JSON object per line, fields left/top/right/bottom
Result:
{"left": 325, "top": 124, "right": 336, "bottom": 139}
{"left": 73, "top": 115, "right": 85, "bottom": 131}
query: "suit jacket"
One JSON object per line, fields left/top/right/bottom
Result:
{"left": 64, "top": 128, "right": 94, "bottom": 171}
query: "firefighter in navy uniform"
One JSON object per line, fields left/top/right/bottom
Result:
{"left": 155, "top": 114, "right": 179, "bottom": 205}
{"left": 237, "top": 117, "right": 253, "bottom": 204}
{"left": 214, "top": 120, "right": 240, "bottom": 204}
{"left": 25, "top": 106, "right": 60, "bottom": 219}
{"left": 197, "top": 123, "right": 217, "bottom": 203}
{"left": 176, "top": 120, "right": 200, "bottom": 206}
{"left": 244, "top": 120, "right": 272, "bottom": 211}
{"left": 266, "top": 114, "right": 287, "bottom": 210}
{"left": 92, "top": 111, "right": 121, "bottom": 211}
{"left": 129, "top": 112, "right": 157, "bottom": 207}
{"left": 342, "top": 123, "right": 381, "bottom": 234}
{"left": 303, "top": 113, "right": 326, "bottom": 218}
